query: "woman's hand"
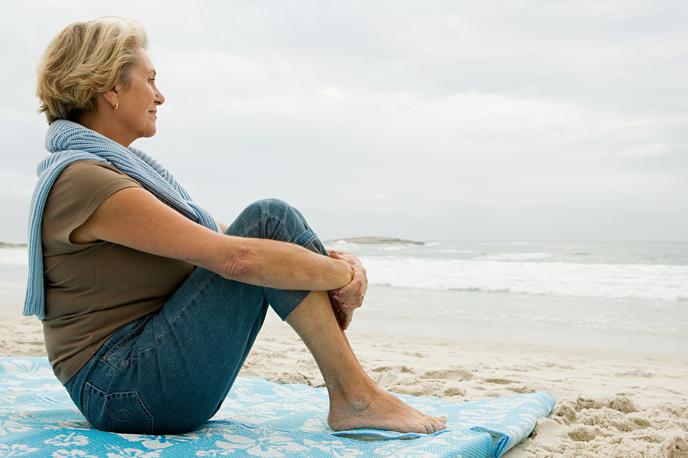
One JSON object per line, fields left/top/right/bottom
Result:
{"left": 327, "top": 250, "right": 368, "bottom": 330}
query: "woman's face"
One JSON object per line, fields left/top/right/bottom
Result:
{"left": 113, "top": 47, "right": 165, "bottom": 141}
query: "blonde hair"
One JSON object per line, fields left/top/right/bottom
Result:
{"left": 36, "top": 16, "right": 148, "bottom": 124}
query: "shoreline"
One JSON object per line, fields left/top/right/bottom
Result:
{"left": 1, "top": 313, "right": 687, "bottom": 456}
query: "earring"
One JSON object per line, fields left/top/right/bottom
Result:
{"left": 113, "top": 100, "right": 119, "bottom": 110}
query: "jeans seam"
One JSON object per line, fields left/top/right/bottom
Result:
{"left": 133, "top": 391, "right": 155, "bottom": 434}
{"left": 242, "top": 220, "right": 261, "bottom": 239}
{"left": 154, "top": 274, "right": 215, "bottom": 342}
{"left": 267, "top": 214, "right": 285, "bottom": 240}
{"left": 131, "top": 346, "right": 156, "bottom": 360}
{"left": 101, "top": 316, "right": 151, "bottom": 368}
{"left": 295, "top": 230, "right": 317, "bottom": 248}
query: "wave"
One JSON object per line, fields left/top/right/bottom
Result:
{"left": 361, "top": 256, "right": 688, "bottom": 301}
{"left": 0, "top": 242, "right": 26, "bottom": 248}
{"left": 327, "top": 236, "right": 424, "bottom": 245}
{"left": 473, "top": 252, "right": 552, "bottom": 261}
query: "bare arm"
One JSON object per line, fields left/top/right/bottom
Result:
{"left": 74, "top": 187, "right": 353, "bottom": 291}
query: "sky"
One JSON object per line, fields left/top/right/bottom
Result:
{"left": 1, "top": 0, "right": 687, "bottom": 243}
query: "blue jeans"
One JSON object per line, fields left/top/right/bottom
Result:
{"left": 63, "top": 198, "right": 329, "bottom": 434}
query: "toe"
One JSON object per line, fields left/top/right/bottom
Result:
{"left": 435, "top": 419, "right": 446, "bottom": 432}
{"left": 434, "top": 415, "right": 447, "bottom": 427}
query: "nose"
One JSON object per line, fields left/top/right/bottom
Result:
{"left": 155, "top": 88, "right": 165, "bottom": 106}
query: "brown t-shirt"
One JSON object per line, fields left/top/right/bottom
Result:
{"left": 41, "top": 160, "right": 196, "bottom": 384}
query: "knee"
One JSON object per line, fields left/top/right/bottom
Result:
{"left": 233, "top": 198, "right": 294, "bottom": 239}
{"left": 240, "top": 198, "right": 291, "bottom": 225}
{"left": 256, "top": 198, "right": 291, "bottom": 217}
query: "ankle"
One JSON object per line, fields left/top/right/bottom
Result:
{"left": 328, "top": 376, "right": 379, "bottom": 407}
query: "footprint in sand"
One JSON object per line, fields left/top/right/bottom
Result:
{"left": 442, "top": 386, "right": 465, "bottom": 397}
{"left": 615, "top": 369, "right": 654, "bottom": 378}
{"left": 371, "top": 365, "right": 415, "bottom": 374}
{"left": 568, "top": 425, "right": 608, "bottom": 442}
{"left": 507, "top": 385, "right": 535, "bottom": 393}
{"left": 421, "top": 368, "right": 473, "bottom": 381}
{"left": 608, "top": 395, "right": 638, "bottom": 413}
{"left": 483, "top": 377, "right": 516, "bottom": 385}
{"left": 553, "top": 402, "right": 577, "bottom": 424}
{"left": 401, "top": 351, "right": 426, "bottom": 358}
{"left": 574, "top": 395, "right": 638, "bottom": 413}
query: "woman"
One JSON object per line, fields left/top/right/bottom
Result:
{"left": 28, "top": 16, "right": 446, "bottom": 436}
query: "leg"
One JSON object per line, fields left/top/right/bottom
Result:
{"left": 69, "top": 198, "right": 322, "bottom": 434}
{"left": 227, "top": 200, "right": 444, "bottom": 433}
{"left": 286, "top": 290, "right": 447, "bottom": 434}
{"left": 236, "top": 200, "right": 445, "bottom": 433}
{"left": 69, "top": 198, "right": 443, "bottom": 435}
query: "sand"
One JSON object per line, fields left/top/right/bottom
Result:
{"left": 1, "top": 314, "right": 686, "bottom": 457}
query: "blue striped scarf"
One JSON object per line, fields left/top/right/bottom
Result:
{"left": 23, "top": 119, "right": 220, "bottom": 319}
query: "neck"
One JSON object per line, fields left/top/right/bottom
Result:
{"left": 76, "top": 115, "right": 135, "bottom": 148}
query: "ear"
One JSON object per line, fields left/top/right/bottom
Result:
{"left": 102, "top": 83, "right": 123, "bottom": 109}
{"left": 102, "top": 90, "right": 117, "bottom": 107}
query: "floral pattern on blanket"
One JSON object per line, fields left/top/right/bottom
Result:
{"left": 0, "top": 357, "right": 555, "bottom": 457}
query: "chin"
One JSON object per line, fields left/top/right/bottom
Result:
{"left": 142, "top": 125, "right": 157, "bottom": 138}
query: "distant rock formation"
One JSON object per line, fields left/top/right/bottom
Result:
{"left": 325, "top": 236, "right": 424, "bottom": 245}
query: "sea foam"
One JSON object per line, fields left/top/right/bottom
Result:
{"left": 361, "top": 256, "right": 688, "bottom": 301}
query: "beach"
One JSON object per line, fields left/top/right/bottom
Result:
{"left": 2, "top": 240, "right": 687, "bottom": 456}
{"left": 3, "top": 0, "right": 687, "bottom": 454}
{"left": 2, "top": 309, "right": 686, "bottom": 457}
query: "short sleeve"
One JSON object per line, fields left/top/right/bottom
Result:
{"left": 42, "top": 160, "right": 143, "bottom": 253}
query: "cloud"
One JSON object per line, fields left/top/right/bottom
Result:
{"left": 0, "top": 0, "right": 686, "bottom": 242}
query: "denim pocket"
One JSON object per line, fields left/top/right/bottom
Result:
{"left": 82, "top": 381, "right": 154, "bottom": 434}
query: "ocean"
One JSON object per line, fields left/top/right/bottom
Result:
{"left": 2, "top": 240, "right": 686, "bottom": 355}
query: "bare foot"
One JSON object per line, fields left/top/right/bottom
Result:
{"left": 328, "top": 385, "right": 447, "bottom": 434}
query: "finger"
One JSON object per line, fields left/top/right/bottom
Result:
{"left": 336, "top": 294, "right": 363, "bottom": 304}
{"left": 336, "top": 294, "right": 364, "bottom": 305}
{"left": 343, "top": 309, "right": 354, "bottom": 329}
{"left": 333, "top": 298, "right": 361, "bottom": 309}
{"left": 335, "top": 281, "right": 363, "bottom": 297}
{"left": 332, "top": 288, "right": 352, "bottom": 299}
{"left": 341, "top": 303, "right": 362, "bottom": 312}
{"left": 331, "top": 288, "right": 356, "bottom": 300}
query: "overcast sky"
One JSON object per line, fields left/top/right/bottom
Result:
{"left": 2, "top": 1, "right": 686, "bottom": 243}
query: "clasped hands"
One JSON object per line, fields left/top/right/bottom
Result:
{"left": 328, "top": 250, "right": 367, "bottom": 331}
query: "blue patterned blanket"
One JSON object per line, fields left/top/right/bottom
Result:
{"left": 0, "top": 357, "right": 554, "bottom": 457}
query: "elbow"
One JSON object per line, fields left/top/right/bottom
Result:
{"left": 222, "top": 246, "right": 255, "bottom": 281}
